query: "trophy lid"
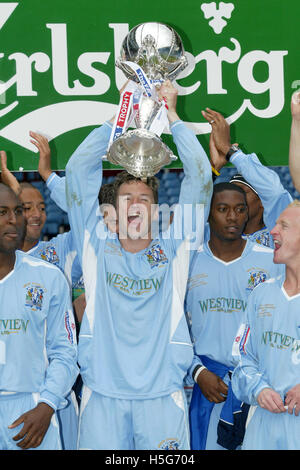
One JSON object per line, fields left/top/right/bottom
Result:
{"left": 117, "top": 22, "right": 188, "bottom": 82}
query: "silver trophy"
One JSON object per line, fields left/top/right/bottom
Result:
{"left": 107, "top": 22, "right": 188, "bottom": 178}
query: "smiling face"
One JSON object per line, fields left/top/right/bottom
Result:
{"left": 116, "top": 180, "right": 157, "bottom": 240}
{"left": 19, "top": 187, "right": 46, "bottom": 245}
{"left": 209, "top": 189, "right": 248, "bottom": 241}
{"left": 271, "top": 206, "right": 300, "bottom": 266}
{"left": 0, "top": 186, "right": 25, "bottom": 253}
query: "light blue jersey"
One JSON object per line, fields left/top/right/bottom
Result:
{"left": 47, "top": 173, "right": 68, "bottom": 213}
{"left": 65, "top": 120, "right": 212, "bottom": 401}
{"left": 229, "top": 151, "right": 293, "bottom": 248}
{"left": 45, "top": 173, "right": 85, "bottom": 298}
{"left": 242, "top": 226, "right": 272, "bottom": 247}
{"left": 232, "top": 275, "right": 300, "bottom": 450}
{"left": 26, "top": 234, "right": 83, "bottom": 292}
{"left": 0, "top": 250, "right": 78, "bottom": 407}
{"left": 185, "top": 239, "right": 284, "bottom": 449}
{"left": 186, "top": 240, "right": 284, "bottom": 374}
{"left": 25, "top": 178, "right": 82, "bottom": 449}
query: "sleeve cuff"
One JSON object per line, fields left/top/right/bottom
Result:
{"left": 170, "top": 120, "right": 183, "bottom": 131}
{"left": 46, "top": 172, "right": 60, "bottom": 192}
{"left": 193, "top": 365, "right": 207, "bottom": 383}
{"left": 104, "top": 120, "right": 113, "bottom": 129}
{"left": 38, "top": 391, "right": 67, "bottom": 411}
{"left": 229, "top": 150, "right": 246, "bottom": 163}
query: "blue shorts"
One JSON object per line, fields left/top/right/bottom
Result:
{"left": 242, "top": 405, "right": 300, "bottom": 450}
{"left": 0, "top": 392, "right": 61, "bottom": 450}
{"left": 78, "top": 386, "right": 190, "bottom": 450}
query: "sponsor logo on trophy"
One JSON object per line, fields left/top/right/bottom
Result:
{"left": 105, "top": 22, "right": 189, "bottom": 178}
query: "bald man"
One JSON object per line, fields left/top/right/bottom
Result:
{"left": 232, "top": 201, "right": 300, "bottom": 450}
{"left": 0, "top": 183, "right": 78, "bottom": 450}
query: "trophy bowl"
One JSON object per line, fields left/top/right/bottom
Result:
{"left": 107, "top": 128, "right": 175, "bottom": 179}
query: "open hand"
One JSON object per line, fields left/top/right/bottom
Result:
{"left": 202, "top": 108, "right": 231, "bottom": 157}
{"left": 0, "top": 150, "right": 21, "bottom": 195}
{"left": 30, "top": 131, "right": 52, "bottom": 182}
{"left": 9, "top": 402, "right": 54, "bottom": 449}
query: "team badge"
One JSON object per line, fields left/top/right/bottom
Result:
{"left": 25, "top": 284, "right": 45, "bottom": 311}
{"left": 247, "top": 269, "right": 268, "bottom": 291}
{"left": 244, "top": 228, "right": 271, "bottom": 247}
{"left": 145, "top": 243, "right": 168, "bottom": 269}
{"left": 253, "top": 231, "right": 271, "bottom": 247}
{"left": 158, "top": 438, "right": 180, "bottom": 450}
{"left": 39, "top": 245, "right": 59, "bottom": 265}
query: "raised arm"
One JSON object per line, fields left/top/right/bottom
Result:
{"left": 160, "top": 83, "right": 212, "bottom": 210}
{"left": 289, "top": 91, "right": 300, "bottom": 192}
{"left": 0, "top": 151, "right": 22, "bottom": 195}
{"left": 65, "top": 121, "right": 113, "bottom": 260}
{"left": 30, "top": 131, "right": 69, "bottom": 213}
{"left": 202, "top": 108, "right": 292, "bottom": 232}
{"left": 159, "top": 82, "right": 212, "bottom": 247}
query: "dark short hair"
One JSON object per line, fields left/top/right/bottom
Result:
{"left": 112, "top": 171, "right": 159, "bottom": 205}
{"left": 212, "top": 182, "right": 247, "bottom": 205}
{"left": 98, "top": 182, "right": 115, "bottom": 206}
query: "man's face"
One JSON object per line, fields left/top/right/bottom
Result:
{"left": 19, "top": 188, "right": 46, "bottom": 243}
{"left": 116, "top": 180, "right": 157, "bottom": 240}
{"left": 0, "top": 189, "right": 25, "bottom": 253}
{"left": 209, "top": 190, "right": 248, "bottom": 241}
{"left": 271, "top": 207, "right": 300, "bottom": 265}
{"left": 232, "top": 182, "right": 263, "bottom": 220}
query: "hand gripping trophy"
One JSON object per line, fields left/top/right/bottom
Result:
{"left": 106, "top": 22, "right": 189, "bottom": 178}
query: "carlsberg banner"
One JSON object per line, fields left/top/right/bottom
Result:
{"left": 0, "top": 0, "right": 299, "bottom": 171}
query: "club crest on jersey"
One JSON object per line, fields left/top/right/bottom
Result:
{"left": 145, "top": 243, "right": 168, "bottom": 269}
{"left": 250, "top": 229, "right": 271, "bottom": 247}
{"left": 39, "top": 245, "right": 59, "bottom": 265}
{"left": 246, "top": 269, "right": 268, "bottom": 291}
{"left": 158, "top": 438, "right": 180, "bottom": 450}
{"left": 25, "top": 284, "right": 44, "bottom": 311}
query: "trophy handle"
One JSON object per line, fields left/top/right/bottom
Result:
{"left": 116, "top": 55, "right": 188, "bottom": 83}
{"left": 166, "top": 56, "right": 189, "bottom": 82}
{"left": 115, "top": 59, "right": 140, "bottom": 83}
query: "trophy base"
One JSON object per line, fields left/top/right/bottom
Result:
{"left": 107, "top": 128, "right": 177, "bottom": 178}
